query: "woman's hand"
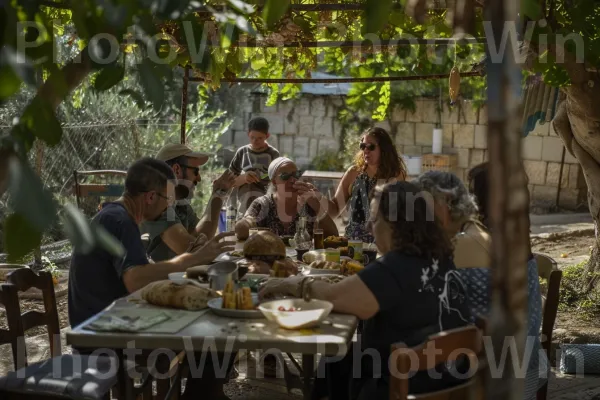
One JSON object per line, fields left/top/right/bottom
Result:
{"left": 258, "top": 275, "right": 305, "bottom": 300}
{"left": 293, "top": 181, "right": 322, "bottom": 206}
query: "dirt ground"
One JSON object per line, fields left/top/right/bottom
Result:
{"left": 531, "top": 230, "right": 600, "bottom": 343}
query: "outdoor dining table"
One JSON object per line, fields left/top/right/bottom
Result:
{"left": 66, "top": 290, "right": 358, "bottom": 400}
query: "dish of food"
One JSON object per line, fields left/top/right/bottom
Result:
{"left": 323, "top": 236, "right": 348, "bottom": 249}
{"left": 207, "top": 278, "right": 263, "bottom": 318}
{"left": 340, "top": 259, "right": 365, "bottom": 275}
{"left": 258, "top": 299, "right": 333, "bottom": 329}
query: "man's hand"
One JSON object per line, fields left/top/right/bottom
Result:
{"left": 213, "top": 170, "right": 236, "bottom": 193}
{"left": 188, "top": 232, "right": 236, "bottom": 265}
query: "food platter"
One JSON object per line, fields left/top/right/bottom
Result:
{"left": 207, "top": 294, "right": 264, "bottom": 319}
{"left": 214, "top": 248, "right": 297, "bottom": 263}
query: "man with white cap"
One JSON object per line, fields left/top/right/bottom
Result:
{"left": 140, "top": 143, "right": 235, "bottom": 262}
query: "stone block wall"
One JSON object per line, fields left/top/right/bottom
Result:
{"left": 220, "top": 95, "right": 588, "bottom": 211}
{"left": 220, "top": 94, "right": 345, "bottom": 169}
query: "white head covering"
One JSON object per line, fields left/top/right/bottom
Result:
{"left": 268, "top": 157, "right": 294, "bottom": 180}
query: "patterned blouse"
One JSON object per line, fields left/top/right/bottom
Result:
{"left": 244, "top": 194, "right": 316, "bottom": 237}
{"left": 345, "top": 172, "right": 377, "bottom": 243}
{"left": 457, "top": 256, "right": 549, "bottom": 400}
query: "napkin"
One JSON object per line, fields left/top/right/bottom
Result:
{"left": 86, "top": 310, "right": 172, "bottom": 332}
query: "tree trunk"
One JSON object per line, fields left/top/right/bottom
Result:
{"left": 551, "top": 75, "right": 600, "bottom": 292}
{"left": 485, "top": 0, "right": 529, "bottom": 398}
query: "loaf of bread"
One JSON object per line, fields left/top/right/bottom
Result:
{"left": 140, "top": 280, "right": 219, "bottom": 310}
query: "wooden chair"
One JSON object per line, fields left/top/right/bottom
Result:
{"left": 533, "top": 253, "right": 562, "bottom": 400}
{"left": 73, "top": 169, "right": 126, "bottom": 210}
{"left": 0, "top": 268, "right": 119, "bottom": 399}
{"left": 390, "top": 325, "right": 486, "bottom": 400}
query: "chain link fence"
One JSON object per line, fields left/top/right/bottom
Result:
{"left": 0, "top": 118, "right": 230, "bottom": 252}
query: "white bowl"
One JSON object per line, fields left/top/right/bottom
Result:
{"left": 258, "top": 299, "right": 333, "bottom": 330}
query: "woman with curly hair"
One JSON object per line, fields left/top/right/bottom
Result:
{"left": 260, "top": 181, "right": 470, "bottom": 399}
{"left": 417, "top": 170, "right": 548, "bottom": 400}
{"left": 308, "top": 127, "right": 407, "bottom": 243}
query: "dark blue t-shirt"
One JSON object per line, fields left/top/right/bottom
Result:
{"left": 68, "top": 202, "right": 149, "bottom": 327}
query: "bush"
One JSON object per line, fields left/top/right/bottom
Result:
{"left": 557, "top": 260, "right": 600, "bottom": 319}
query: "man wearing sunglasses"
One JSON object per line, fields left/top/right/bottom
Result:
{"left": 140, "top": 143, "right": 236, "bottom": 262}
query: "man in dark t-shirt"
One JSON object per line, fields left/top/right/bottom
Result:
{"left": 228, "top": 117, "right": 280, "bottom": 219}
{"left": 68, "top": 157, "right": 236, "bottom": 399}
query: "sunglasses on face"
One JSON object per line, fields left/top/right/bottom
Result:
{"left": 279, "top": 171, "right": 303, "bottom": 181}
{"left": 179, "top": 163, "right": 200, "bottom": 176}
{"left": 360, "top": 143, "right": 377, "bottom": 151}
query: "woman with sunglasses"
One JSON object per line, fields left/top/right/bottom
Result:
{"left": 309, "top": 127, "right": 407, "bottom": 243}
{"left": 235, "top": 157, "right": 339, "bottom": 240}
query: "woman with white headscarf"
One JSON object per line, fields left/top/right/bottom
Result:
{"left": 235, "top": 157, "right": 338, "bottom": 240}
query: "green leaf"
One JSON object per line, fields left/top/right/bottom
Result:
{"left": 138, "top": 59, "right": 165, "bottom": 111}
{"left": 363, "top": 0, "right": 393, "bottom": 34}
{"left": 19, "top": 97, "right": 63, "bottom": 146}
{"left": 94, "top": 64, "right": 125, "bottom": 91}
{"left": 8, "top": 156, "right": 58, "bottom": 231}
{"left": 1, "top": 46, "right": 36, "bottom": 85}
{"left": 263, "top": 0, "right": 290, "bottom": 29}
{"left": 521, "top": 0, "right": 542, "bottom": 20}
{"left": 0, "top": 65, "right": 21, "bottom": 102}
{"left": 227, "top": 0, "right": 256, "bottom": 14}
{"left": 61, "top": 203, "right": 125, "bottom": 257}
{"left": 4, "top": 213, "right": 42, "bottom": 263}
{"left": 119, "top": 89, "right": 146, "bottom": 109}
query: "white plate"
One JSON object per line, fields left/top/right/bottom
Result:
{"left": 258, "top": 298, "right": 333, "bottom": 330}
{"left": 302, "top": 268, "right": 341, "bottom": 276}
{"left": 286, "top": 248, "right": 297, "bottom": 258}
{"left": 214, "top": 252, "right": 244, "bottom": 263}
{"left": 207, "top": 294, "right": 264, "bottom": 319}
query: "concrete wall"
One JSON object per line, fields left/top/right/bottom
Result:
{"left": 220, "top": 95, "right": 588, "bottom": 211}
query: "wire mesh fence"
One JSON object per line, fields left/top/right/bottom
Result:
{"left": 0, "top": 118, "right": 229, "bottom": 250}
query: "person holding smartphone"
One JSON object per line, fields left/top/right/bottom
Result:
{"left": 228, "top": 117, "right": 280, "bottom": 220}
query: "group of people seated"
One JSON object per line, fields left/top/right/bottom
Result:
{"left": 67, "top": 116, "right": 548, "bottom": 400}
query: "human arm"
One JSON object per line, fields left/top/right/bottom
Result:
{"left": 234, "top": 198, "right": 262, "bottom": 240}
{"left": 160, "top": 223, "right": 207, "bottom": 255}
{"left": 232, "top": 171, "right": 260, "bottom": 187}
{"left": 259, "top": 275, "right": 379, "bottom": 320}
{"left": 122, "top": 232, "right": 236, "bottom": 293}
{"left": 195, "top": 170, "right": 236, "bottom": 239}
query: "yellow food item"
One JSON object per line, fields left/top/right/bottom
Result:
{"left": 310, "top": 260, "right": 340, "bottom": 270}
{"left": 449, "top": 66, "right": 460, "bottom": 103}
{"left": 271, "top": 260, "right": 287, "bottom": 278}
{"left": 341, "top": 259, "right": 365, "bottom": 276}
{"left": 236, "top": 287, "right": 254, "bottom": 310}
{"left": 223, "top": 293, "right": 237, "bottom": 309}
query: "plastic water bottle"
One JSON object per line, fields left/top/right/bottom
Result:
{"left": 226, "top": 206, "right": 236, "bottom": 232}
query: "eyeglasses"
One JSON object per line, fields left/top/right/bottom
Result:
{"left": 179, "top": 163, "right": 200, "bottom": 176}
{"left": 142, "top": 191, "right": 174, "bottom": 202}
{"left": 279, "top": 171, "right": 303, "bottom": 181}
{"left": 360, "top": 143, "right": 377, "bottom": 151}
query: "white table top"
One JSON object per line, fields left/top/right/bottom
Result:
{"left": 66, "top": 295, "right": 358, "bottom": 356}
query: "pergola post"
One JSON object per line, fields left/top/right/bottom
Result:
{"left": 485, "top": 0, "right": 529, "bottom": 398}
{"left": 180, "top": 65, "right": 190, "bottom": 145}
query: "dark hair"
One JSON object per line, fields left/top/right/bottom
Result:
{"left": 467, "top": 162, "right": 489, "bottom": 228}
{"left": 374, "top": 181, "right": 453, "bottom": 260}
{"left": 248, "top": 117, "right": 269, "bottom": 134}
{"left": 354, "top": 127, "right": 407, "bottom": 180}
{"left": 125, "top": 157, "right": 176, "bottom": 196}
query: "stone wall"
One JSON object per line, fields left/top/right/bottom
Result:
{"left": 220, "top": 94, "right": 588, "bottom": 211}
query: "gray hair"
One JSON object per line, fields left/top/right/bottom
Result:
{"left": 415, "top": 171, "right": 478, "bottom": 223}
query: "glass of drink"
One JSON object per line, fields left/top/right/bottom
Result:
{"left": 313, "top": 228, "right": 324, "bottom": 249}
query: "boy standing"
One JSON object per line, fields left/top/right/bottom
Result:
{"left": 229, "top": 117, "right": 280, "bottom": 218}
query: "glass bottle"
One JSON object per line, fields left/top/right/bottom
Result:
{"left": 294, "top": 216, "right": 312, "bottom": 250}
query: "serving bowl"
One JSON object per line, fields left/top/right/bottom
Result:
{"left": 258, "top": 299, "right": 333, "bottom": 330}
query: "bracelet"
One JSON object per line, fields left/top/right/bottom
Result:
{"left": 300, "top": 277, "right": 315, "bottom": 302}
